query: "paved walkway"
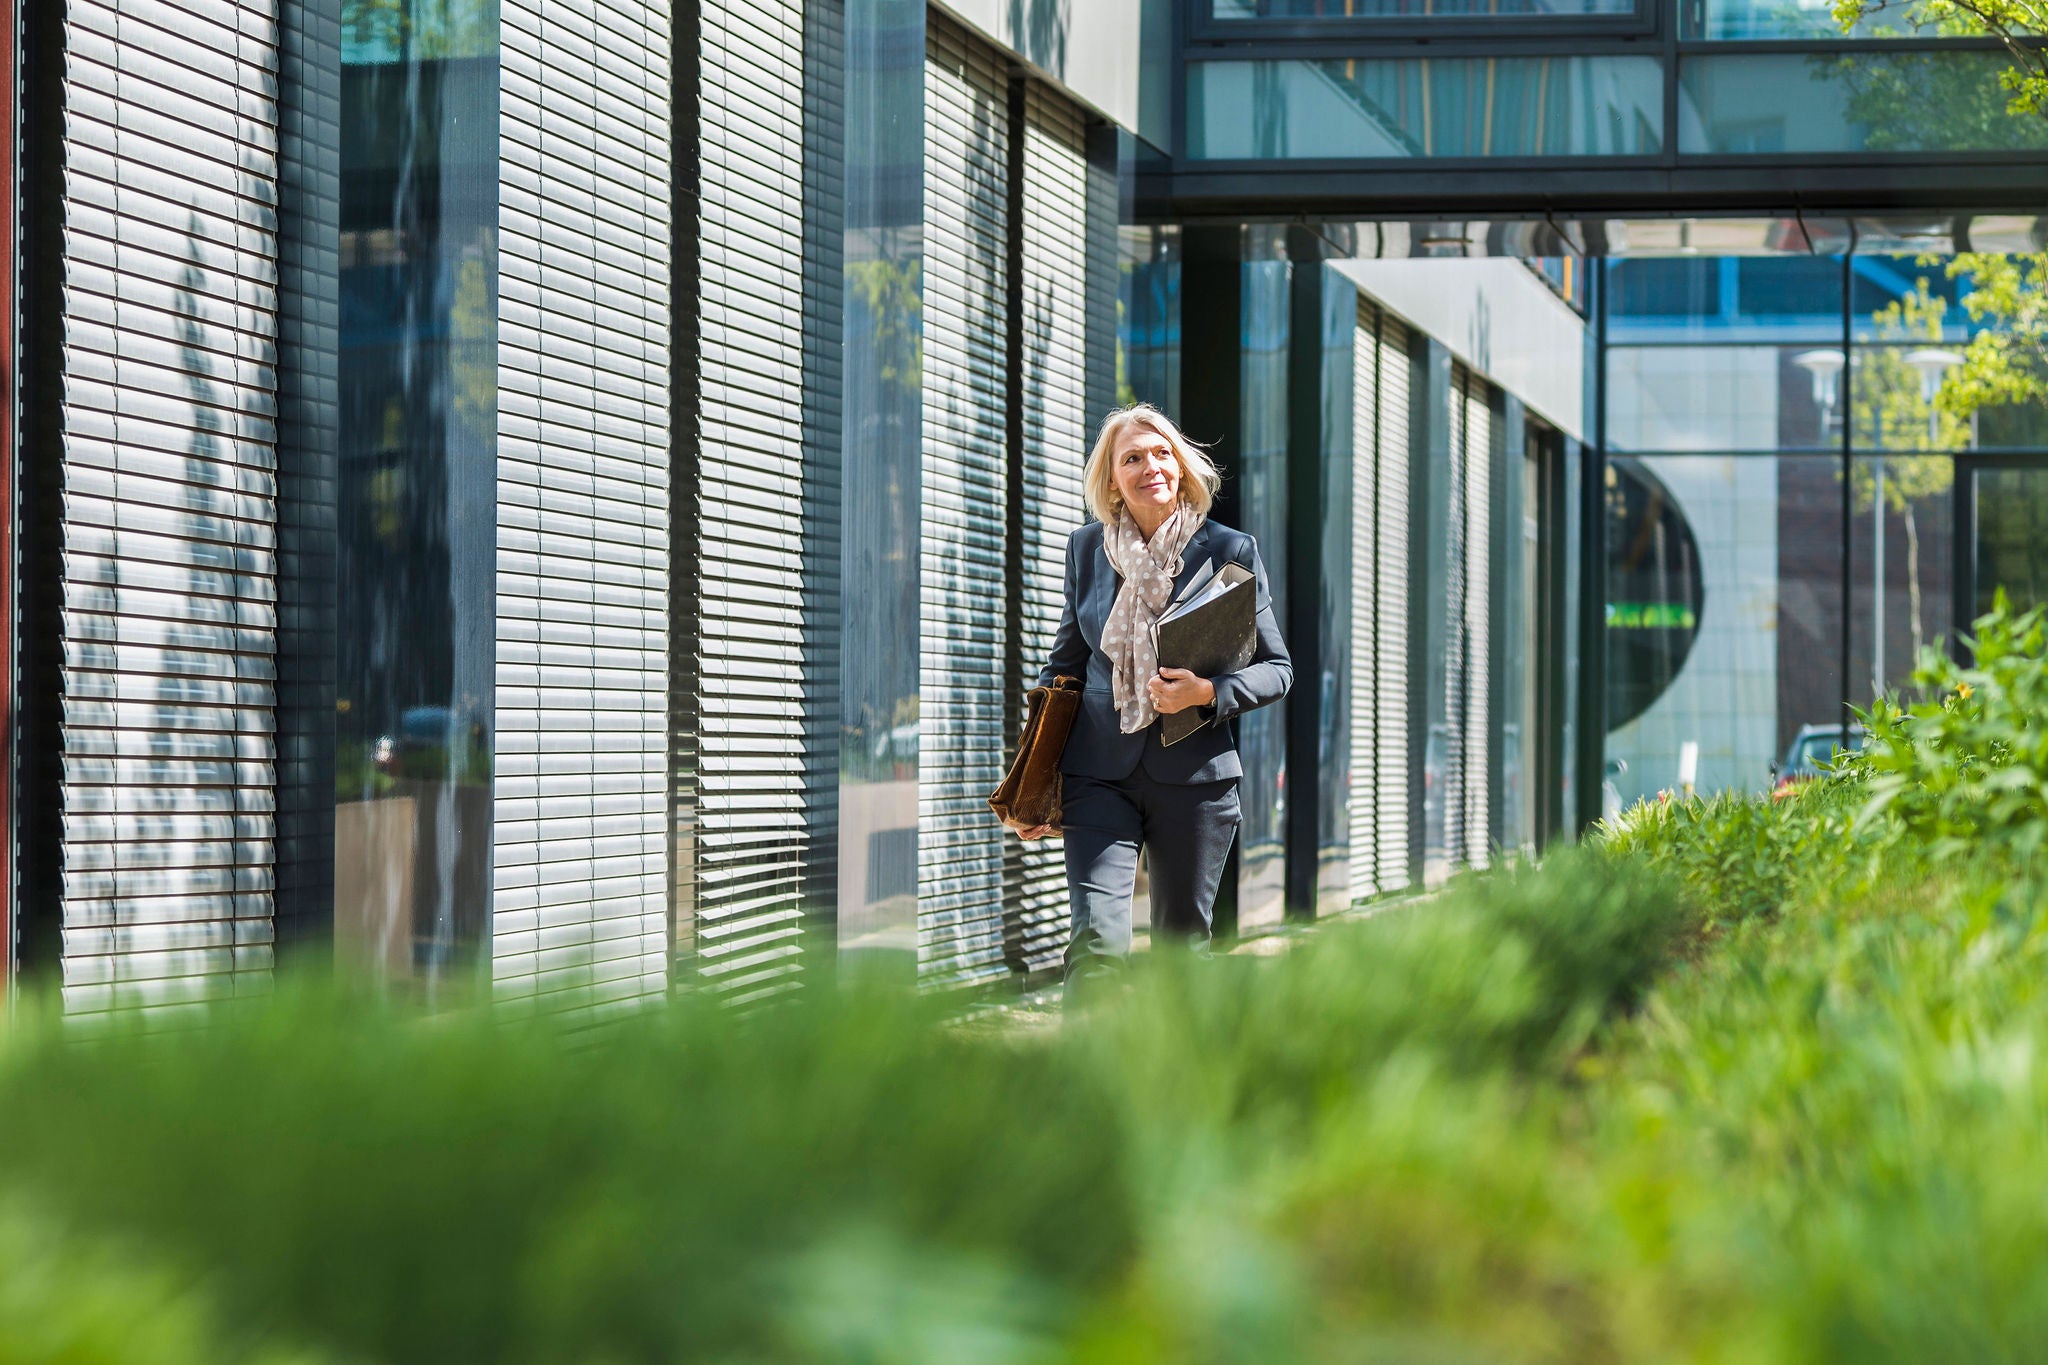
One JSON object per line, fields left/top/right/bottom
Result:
{"left": 952, "top": 894, "right": 1424, "bottom": 1038}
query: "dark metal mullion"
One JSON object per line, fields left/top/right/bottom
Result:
{"left": 1839, "top": 231, "right": 1856, "bottom": 750}
{"left": 1283, "top": 227, "right": 1326, "bottom": 923}
{"left": 1575, "top": 261, "right": 1609, "bottom": 834}
{"left": 1660, "top": 0, "right": 1680, "bottom": 167}
{"left": 1953, "top": 453, "right": 1977, "bottom": 662}
{"left": 12, "top": 0, "right": 62, "bottom": 975}
{"left": 1172, "top": 0, "right": 1188, "bottom": 163}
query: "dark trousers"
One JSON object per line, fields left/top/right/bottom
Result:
{"left": 1061, "top": 767, "right": 1241, "bottom": 999}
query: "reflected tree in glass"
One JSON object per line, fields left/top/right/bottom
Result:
{"left": 1850, "top": 278, "right": 1964, "bottom": 665}
{"left": 1834, "top": 0, "right": 2048, "bottom": 116}
{"left": 1811, "top": 47, "right": 2048, "bottom": 151}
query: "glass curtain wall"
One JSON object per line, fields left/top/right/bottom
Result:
{"left": 1178, "top": 0, "right": 2048, "bottom": 176}
{"left": 334, "top": 0, "right": 499, "bottom": 991}
{"left": 1236, "top": 239, "right": 1291, "bottom": 931}
{"left": 1604, "top": 254, "right": 1847, "bottom": 806}
{"left": 1603, "top": 241, "right": 2048, "bottom": 806}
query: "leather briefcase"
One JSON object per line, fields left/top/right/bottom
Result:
{"left": 989, "top": 675, "right": 1082, "bottom": 836}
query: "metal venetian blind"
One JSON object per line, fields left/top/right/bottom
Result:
{"left": 494, "top": 0, "right": 671, "bottom": 1012}
{"left": 1442, "top": 362, "right": 1470, "bottom": 868}
{"left": 57, "top": 0, "right": 282, "bottom": 1018}
{"left": 1373, "top": 308, "right": 1411, "bottom": 895}
{"left": 921, "top": 14, "right": 1010, "bottom": 989}
{"left": 1005, "top": 82, "right": 1092, "bottom": 978}
{"left": 1461, "top": 370, "right": 1492, "bottom": 871}
{"left": 1347, "top": 306, "right": 1379, "bottom": 902}
{"left": 665, "top": 0, "right": 815, "bottom": 1001}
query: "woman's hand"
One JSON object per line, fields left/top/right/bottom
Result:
{"left": 1148, "top": 667, "right": 1216, "bottom": 716}
{"left": 1017, "top": 823, "right": 1055, "bottom": 841}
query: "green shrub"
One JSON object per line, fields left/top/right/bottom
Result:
{"left": 0, "top": 988, "right": 1133, "bottom": 1365}
{"left": 0, "top": 1200, "right": 325, "bottom": 1365}
{"left": 1858, "top": 591, "right": 2048, "bottom": 869}
{"left": 1597, "top": 770, "right": 1866, "bottom": 930}
{"left": 1082, "top": 846, "right": 1694, "bottom": 1140}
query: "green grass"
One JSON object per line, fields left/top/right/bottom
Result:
{"left": 7, "top": 603, "right": 2048, "bottom": 1363}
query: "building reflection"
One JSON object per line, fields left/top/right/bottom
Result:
{"left": 333, "top": 0, "right": 497, "bottom": 992}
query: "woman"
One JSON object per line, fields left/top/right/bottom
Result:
{"left": 1021, "top": 403, "right": 1291, "bottom": 997}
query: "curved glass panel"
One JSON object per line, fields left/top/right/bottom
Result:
{"left": 1187, "top": 58, "right": 1664, "bottom": 159}
{"left": 1603, "top": 455, "right": 1841, "bottom": 806}
{"left": 1678, "top": 52, "right": 2048, "bottom": 153}
{"left": 334, "top": 0, "right": 499, "bottom": 993}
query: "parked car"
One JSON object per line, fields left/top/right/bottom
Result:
{"left": 1772, "top": 723, "right": 1866, "bottom": 796}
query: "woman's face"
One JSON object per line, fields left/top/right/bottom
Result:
{"left": 1112, "top": 425, "right": 1181, "bottom": 518}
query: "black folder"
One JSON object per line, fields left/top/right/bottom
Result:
{"left": 1153, "top": 561, "right": 1257, "bottom": 747}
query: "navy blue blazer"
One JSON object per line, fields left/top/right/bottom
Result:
{"left": 1035, "top": 518, "right": 1292, "bottom": 785}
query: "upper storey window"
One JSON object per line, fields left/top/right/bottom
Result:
{"left": 1200, "top": 0, "right": 1652, "bottom": 34}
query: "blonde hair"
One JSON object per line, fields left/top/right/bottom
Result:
{"left": 1081, "top": 403, "right": 1221, "bottom": 525}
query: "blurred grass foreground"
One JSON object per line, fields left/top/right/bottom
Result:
{"left": 10, "top": 602, "right": 2048, "bottom": 1363}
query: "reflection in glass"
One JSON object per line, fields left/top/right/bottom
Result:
{"left": 334, "top": 0, "right": 499, "bottom": 991}
{"left": 1685, "top": 0, "right": 1935, "bottom": 39}
{"left": 1678, "top": 52, "right": 2048, "bottom": 154}
{"left": 1604, "top": 456, "right": 1841, "bottom": 804}
{"left": 1119, "top": 226, "right": 1181, "bottom": 414}
{"left": 1858, "top": 253, "right": 2048, "bottom": 451}
{"left": 1607, "top": 256, "right": 1843, "bottom": 342}
{"left": 1311, "top": 270, "right": 1355, "bottom": 913}
{"left": 1850, "top": 456, "right": 1954, "bottom": 704}
{"left": 1213, "top": 0, "right": 1636, "bottom": 17}
{"left": 1976, "top": 467, "right": 2048, "bottom": 612}
{"left": 1236, "top": 257, "right": 1290, "bottom": 931}
{"left": 1499, "top": 428, "right": 1542, "bottom": 855}
{"left": 1608, "top": 345, "right": 1836, "bottom": 452}
{"left": 837, "top": 0, "right": 925, "bottom": 970}
{"left": 1186, "top": 57, "right": 1664, "bottom": 159}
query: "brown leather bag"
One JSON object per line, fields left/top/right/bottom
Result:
{"left": 989, "top": 675, "right": 1083, "bottom": 835}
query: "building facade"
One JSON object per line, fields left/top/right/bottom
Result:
{"left": 4, "top": 0, "right": 2046, "bottom": 1017}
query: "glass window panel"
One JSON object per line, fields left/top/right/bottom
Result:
{"left": 1734, "top": 258, "right": 1849, "bottom": 332}
{"left": 1187, "top": 57, "right": 1664, "bottom": 159}
{"left": 1975, "top": 466, "right": 2048, "bottom": 613}
{"left": 1685, "top": 0, "right": 1945, "bottom": 39}
{"left": 1236, "top": 258, "right": 1291, "bottom": 931}
{"left": 1850, "top": 254, "right": 1967, "bottom": 331}
{"left": 1607, "top": 345, "right": 1844, "bottom": 452}
{"left": 1679, "top": 52, "right": 2048, "bottom": 154}
{"left": 334, "top": 0, "right": 499, "bottom": 989}
{"left": 1849, "top": 342, "right": 1977, "bottom": 453}
{"left": 1213, "top": 0, "right": 1637, "bottom": 17}
{"left": 1849, "top": 455, "right": 1955, "bottom": 706}
{"left": 1119, "top": 226, "right": 1182, "bottom": 413}
{"left": 1851, "top": 253, "right": 2048, "bottom": 451}
{"left": 1606, "top": 257, "right": 1843, "bottom": 343}
{"left": 1604, "top": 455, "right": 1842, "bottom": 808}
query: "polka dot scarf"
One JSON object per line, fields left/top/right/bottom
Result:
{"left": 1100, "top": 504, "right": 1203, "bottom": 735}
